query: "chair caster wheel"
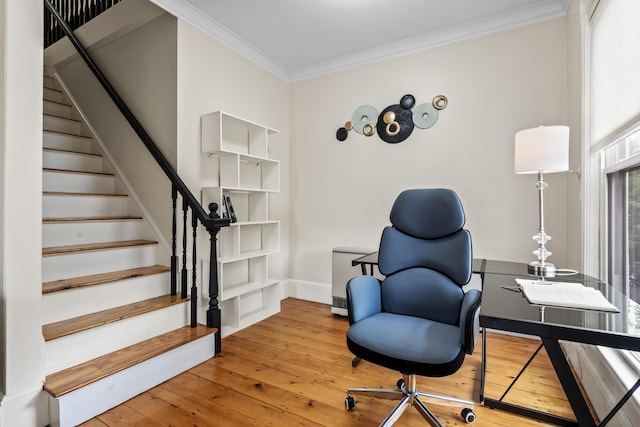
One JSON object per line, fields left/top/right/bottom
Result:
{"left": 461, "top": 408, "right": 475, "bottom": 423}
{"left": 345, "top": 395, "right": 356, "bottom": 410}
{"left": 396, "top": 379, "right": 405, "bottom": 390}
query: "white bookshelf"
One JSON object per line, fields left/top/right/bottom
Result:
{"left": 201, "top": 111, "right": 281, "bottom": 336}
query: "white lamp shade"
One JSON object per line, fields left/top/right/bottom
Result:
{"left": 514, "top": 125, "right": 570, "bottom": 174}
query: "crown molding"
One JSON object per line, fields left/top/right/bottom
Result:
{"left": 148, "top": 0, "right": 291, "bottom": 81}
{"left": 150, "top": 0, "right": 568, "bottom": 83}
{"left": 289, "top": 1, "right": 569, "bottom": 82}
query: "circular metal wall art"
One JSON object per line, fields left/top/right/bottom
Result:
{"left": 433, "top": 95, "right": 448, "bottom": 110}
{"left": 351, "top": 105, "right": 378, "bottom": 134}
{"left": 412, "top": 103, "right": 439, "bottom": 129}
{"left": 336, "top": 94, "right": 447, "bottom": 143}
{"left": 376, "top": 104, "right": 414, "bottom": 144}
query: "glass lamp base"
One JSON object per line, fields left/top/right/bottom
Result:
{"left": 528, "top": 261, "right": 556, "bottom": 278}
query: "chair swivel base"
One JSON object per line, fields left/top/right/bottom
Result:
{"left": 345, "top": 374, "right": 475, "bottom": 427}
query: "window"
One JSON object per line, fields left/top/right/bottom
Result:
{"left": 607, "top": 160, "right": 640, "bottom": 305}
{"left": 586, "top": 0, "right": 640, "bottom": 397}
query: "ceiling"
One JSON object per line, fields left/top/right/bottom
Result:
{"left": 151, "top": 0, "right": 570, "bottom": 82}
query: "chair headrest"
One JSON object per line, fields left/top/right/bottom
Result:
{"left": 390, "top": 189, "right": 465, "bottom": 239}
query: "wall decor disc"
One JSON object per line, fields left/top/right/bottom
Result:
{"left": 351, "top": 105, "right": 378, "bottom": 134}
{"left": 376, "top": 104, "right": 414, "bottom": 143}
{"left": 336, "top": 127, "right": 348, "bottom": 141}
{"left": 400, "top": 94, "right": 415, "bottom": 110}
{"left": 363, "top": 123, "right": 376, "bottom": 136}
{"left": 432, "top": 95, "right": 448, "bottom": 110}
{"left": 412, "top": 103, "right": 439, "bottom": 129}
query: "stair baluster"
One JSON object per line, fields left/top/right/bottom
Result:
{"left": 181, "top": 198, "right": 188, "bottom": 299}
{"left": 191, "top": 211, "right": 198, "bottom": 327}
{"left": 44, "top": 0, "right": 123, "bottom": 48}
{"left": 171, "top": 185, "right": 178, "bottom": 296}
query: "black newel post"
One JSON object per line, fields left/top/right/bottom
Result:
{"left": 205, "top": 203, "right": 229, "bottom": 355}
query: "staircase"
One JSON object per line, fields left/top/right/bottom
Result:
{"left": 41, "top": 72, "right": 217, "bottom": 427}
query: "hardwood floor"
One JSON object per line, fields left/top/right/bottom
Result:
{"left": 80, "top": 298, "right": 577, "bottom": 426}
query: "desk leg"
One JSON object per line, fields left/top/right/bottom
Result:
{"left": 482, "top": 335, "right": 578, "bottom": 426}
{"left": 600, "top": 378, "right": 640, "bottom": 426}
{"left": 480, "top": 328, "right": 486, "bottom": 402}
{"left": 542, "top": 338, "right": 597, "bottom": 427}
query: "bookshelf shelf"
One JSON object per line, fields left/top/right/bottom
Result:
{"left": 201, "top": 111, "right": 281, "bottom": 336}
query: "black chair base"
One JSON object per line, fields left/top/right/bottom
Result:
{"left": 345, "top": 374, "right": 476, "bottom": 427}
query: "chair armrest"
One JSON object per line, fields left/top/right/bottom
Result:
{"left": 459, "top": 289, "right": 482, "bottom": 354}
{"left": 346, "top": 275, "right": 382, "bottom": 325}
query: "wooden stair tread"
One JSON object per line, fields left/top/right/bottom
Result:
{"left": 43, "top": 167, "right": 114, "bottom": 177}
{"left": 43, "top": 98, "right": 70, "bottom": 106}
{"left": 43, "top": 239, "right": 157, "bottom": 256}
{"left": 44, "top": 113, "right": 82, "bottom": 123}
{"left": 43, "top": 190, "right": 126, "bottom": 197}
{"left": 44, "top": 324, "right": 216, "bottom": 398}
{"left": 43, "top": 147, "right": 102, "bottom": 157}
{"left": 43, "top": 129, "right": 91, "bottom": 139}
{"left": 43, "top": 215, "right": 143, "bottom": 223}
{"left": 43, "top": 265, "right": 171, "bottom": 294}
{"left": 42, "top": 294, "right": 189, "bottom": 341}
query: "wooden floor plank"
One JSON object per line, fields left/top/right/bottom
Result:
{"left": 80, "top": 298, "right": 579, "bottom": 426}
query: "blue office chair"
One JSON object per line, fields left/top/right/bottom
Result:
{"left": 344, "top": 189, "right": 481, "bottom": 426}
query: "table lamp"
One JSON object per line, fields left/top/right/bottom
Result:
{"left": 514, "top": 125, "right": 569, "bottom": 277}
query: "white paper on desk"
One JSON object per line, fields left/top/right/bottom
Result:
{"left": 515, "top": 279, "right": 620, "bottom": 313}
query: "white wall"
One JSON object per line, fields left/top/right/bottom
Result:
{"left": 175, "top": 21, "right": 291, "bottom": 292}
{"left": 289, "top": 17, "right": 574, "bottom": 287}
{"left": 0, "top": 0, "right": 48, "bottom": 425}
{"left": 55, "top": 12, "right": 178, "bottom": 242}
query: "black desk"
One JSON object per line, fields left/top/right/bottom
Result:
{"left": 480, "top": 262, "right": 640, "bottom": 426}
{"left": 352, "top": 252, "right": 486, "bottom": 276}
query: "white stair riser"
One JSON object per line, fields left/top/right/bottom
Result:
{"left": 43, "top": 194, "right": 128, "bottom": 218}
{"left": 43, "top": 219, "right": 149, "bottom": 247}
{"left": 48, "top": 334, "right": 215, "bottom": 427}
{"left": 43, "top": 87, "right": 63, "bottom": 103}
{"left": 44, "top": 115, "right": 82, "bottom": 135}
{"left": 43, "top": 76, "right": 56, "bottom": 89}
{"left": 44, "top": 100, "right": 72, "bottom": 118}
{"left": 42, "top": 245, "right": 158, "bottom": 282}
{"left": 45, "top": 303, "right": 189, "bottom": 374}
{"left": 43, "top": 150, "right": 104, "bottom": 173}
{"left": 43, "top": 132, "right": 92, "bottom": 153}
{"left": 43, "top": 171, "right": 115, "bottom": 194}
{"left": 42, "top": 273, "right": 171, "bottom": 324}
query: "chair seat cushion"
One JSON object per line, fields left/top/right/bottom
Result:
{"left": 347, "top": 312, "right": 465, "bottom": 377}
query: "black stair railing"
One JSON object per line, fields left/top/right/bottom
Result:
{"left": 44, "top": 0, "right": 123, "bottom": 48}
{"left": 44, "top": 0, "right": 230, "bottom": 354}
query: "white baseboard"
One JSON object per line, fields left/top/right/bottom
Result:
{"left": 0, "top": 384, "right": 49, "bottom": 427}
{"left": 281, "top": 279, "right": 331, "bottom": 304}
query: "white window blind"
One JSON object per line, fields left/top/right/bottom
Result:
{"left": 590, "top": 0, "right": 640, "bottom": 151}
